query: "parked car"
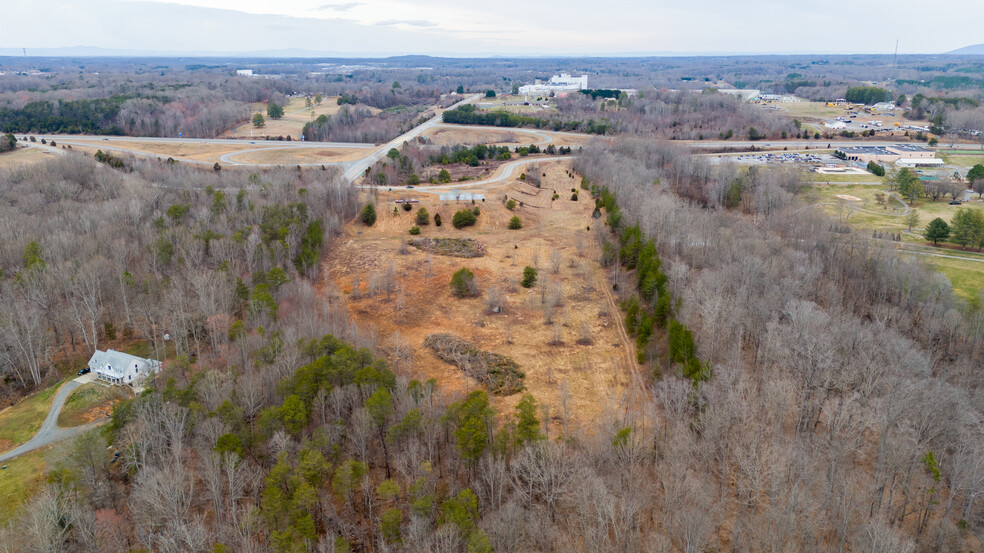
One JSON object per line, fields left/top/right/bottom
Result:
{"left": 949, "top": 200, "right": 962, "bottom": 205}
{"left": 78, "top": 367, "right": 91, "bottom": 376}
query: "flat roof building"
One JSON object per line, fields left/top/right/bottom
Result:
{"left": 837, "top": 144, "right": 937, "bottom": 165}
{"left": 519, "top": 73, "right": 588, "bottom": 96}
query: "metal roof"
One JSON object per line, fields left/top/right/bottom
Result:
{"left": 438, "top": 191, "right": 485, "bottom": 201}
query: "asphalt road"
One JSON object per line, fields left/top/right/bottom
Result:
{"left": 341, "top": 94, "right": 482, "bottom": 181}
{"left": 0, "top": 376, "right": 105, "bottom": 463}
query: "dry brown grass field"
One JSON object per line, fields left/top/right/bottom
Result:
{"left": 229, "top": 146, "right": 370, "bottom": 165}
{"left": 65, "top": 140, "right": 254, "bottom": 162}
{"left": 0, "top": 147, "right": 57, "bottom": 169}
{"left": 325, "top": 162, "right": 638, "bottom": 430}
{"left": 222, "top": 96, "right": 379, "bottom": 139}
{"left": 422, "top": 127, "right": 545, "bottom": 147}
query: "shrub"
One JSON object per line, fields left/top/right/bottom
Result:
{"left": 409, "top": 226, "right": 421, "bottom": 235}
{"left": 867, "top": 161, "right": 886, "bottom": 176}
{"left": 402, "top": 202, "right": 412, "bottom": 211}
{"left": 472, "top": 206, "right": 481, "bottom": 216}
{"left": 434, "top": 213, "right": 442, "bottom": 226}
{"left": 408, "top": 174, "right": 420, "bottom": 185}
{"left": 416, "top": 207, "right": 430, "bottom": 225}
{"left": 571, "top": 193, "right": 579, "bottom": 201}
{"left": 521, "top": 266, "right": 537, "bottom": 288}
{"left": 508, "top": 216, "right": 523, "bottom": 230}
{"left": 360, "top": 202, "right": 377, "bottom": 226}
{"left": 452, "top": 209, "right": 477, "bottom": 229}
{"left": 438, "top": 168, "right": 451, "bottom": 183}
{"left": 450, "top": 268, "right": 478, "bottom": 298}
{"left": 506, "top": 198, "right": 517, "bottom": 210}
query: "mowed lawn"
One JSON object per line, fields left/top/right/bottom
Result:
{"left": 939, "top": 152, "right": 984, "bottom": 169}
{"left": 0, "top": 381, "right": 64, "bottom": 453}
{"left": 0, "top": 448, "right": 48, "bottom": 523}
{"left": 812, "top": 184, "right": 984, "bottom": 231}
{"left": 921, "top": 256, "right": 984, "bottom": 306}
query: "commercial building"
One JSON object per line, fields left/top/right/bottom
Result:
{"left": 717, "top": 89, "right": 760, "bottom": 101}
{"left": 518, "top": 73, "right": 588, "bottom": 96}
{"left": 236, "top": 69, "right": 254, "bottom": 77}
{"left": 836, "top": 144, "right": 937, "bottom": 166}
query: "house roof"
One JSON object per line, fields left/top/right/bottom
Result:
{"left": 87, "top": 349, "right": 160, "bottom": 378}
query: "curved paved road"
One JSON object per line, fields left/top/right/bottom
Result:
{"left": 359, "top": 155, "right": 574, "bottom": 195}
{"left": 0, "top": 378, "right": 105, "bottom": 462}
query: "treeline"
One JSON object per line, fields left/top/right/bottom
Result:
{"left": 579, "top": 89, "right": 622, "bottom": 100}
{"left": 844, "top": 85, "right": 892, "bottom": 104}
{"left": 555, "top": 88, "right": 797, "bottom": 140}
{"left": 0, "top": 72, "right": 284, "bottom": 138}
{"left": 442, "top": 104, "right": 614, "bottom": 134}
{"left": 593, "top": 184, "right": 709, "bottom": 379}
{"left": 0, "top": 97, "right": 127, "bottom": 135}
{"left": 301, "top": 105, "right": 430, "bottom": 144}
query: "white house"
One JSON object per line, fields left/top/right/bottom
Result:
{"left": 87, "top": 349, "right": 161, "bottom": 386}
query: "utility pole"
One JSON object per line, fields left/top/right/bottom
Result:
{"left": 23, "top": 47, "right": 27, "bottom": 57}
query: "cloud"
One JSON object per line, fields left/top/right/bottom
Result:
{"left": 376, "top": 19, "right": 438, "bottom": 28}
{"left": 318, "top": 2, "right": 362, "bottom": 11}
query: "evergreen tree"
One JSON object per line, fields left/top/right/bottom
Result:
{"left": 924, "top": 217, "right": 950, "bottom": 245}
{"left": 267, "top": 103, "right": 284, "bottom": 119}
{"left": 360, "top": 202, "right": 377, "bottom": 226}
{"left": 513, "top": 393, "right": 544, "bottom": 448}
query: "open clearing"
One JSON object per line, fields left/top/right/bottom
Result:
{"left": 422, "top": 127, "right": 547, "bottom": 147}
{"left": 0, "top": 448, "right": 48, "bottom": 524}
{"left": 940, "top": 153, "right": 984, "bottom": 169}
{"left": 229, "top": 146, "right": 368, "bottom": 165}
{"left": 810, "top": 184, "right": 984, "bottom": 301}
{"left": 920, "top": 256, "right": 984, "bottom": 304}
{"left": 0, "top": 147, "right": 57, "bottom": 169}
{"left": 56, "top": 383, "right": 131, "bottom": 427}
{"left": 326, "top": 162, "right": 636, "bottom": 428}
{"left": 65, "top": 140, "right": 255, "bottom": 163}
{"left": 813, "top": 184, "right": 984, "bottom": 229}
{"left": 222, "top": 96, "right": 362, "bottom": 139}
{"left": 0, "top": 381, "right": 63, "bottom": 454}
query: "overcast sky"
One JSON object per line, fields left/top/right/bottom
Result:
{"left": 4, "top": 0, "right": 983, "bottom": 56}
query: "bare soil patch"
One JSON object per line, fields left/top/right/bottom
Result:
{"left": 325, "top": 162, "right": 635, "bottom": 428}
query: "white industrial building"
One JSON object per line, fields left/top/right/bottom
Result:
{"left": 87, "top": 349, "right": 161, "bottom": 386}
{"left": 518, "top": 73, "right": 588, "bottom": 96}
{"left": 717, "top": 89, "right": 761, "bottom": 100}
{"left": 236, "top": 69, "right": 254, "bottom": 77}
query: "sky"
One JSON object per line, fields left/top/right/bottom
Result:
{"left": 3, "top": 0, "right": 984, "bottom": 57}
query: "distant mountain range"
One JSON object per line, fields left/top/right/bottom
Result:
{"left": 948, "top": 44, "right": 984, "bottom": 55}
